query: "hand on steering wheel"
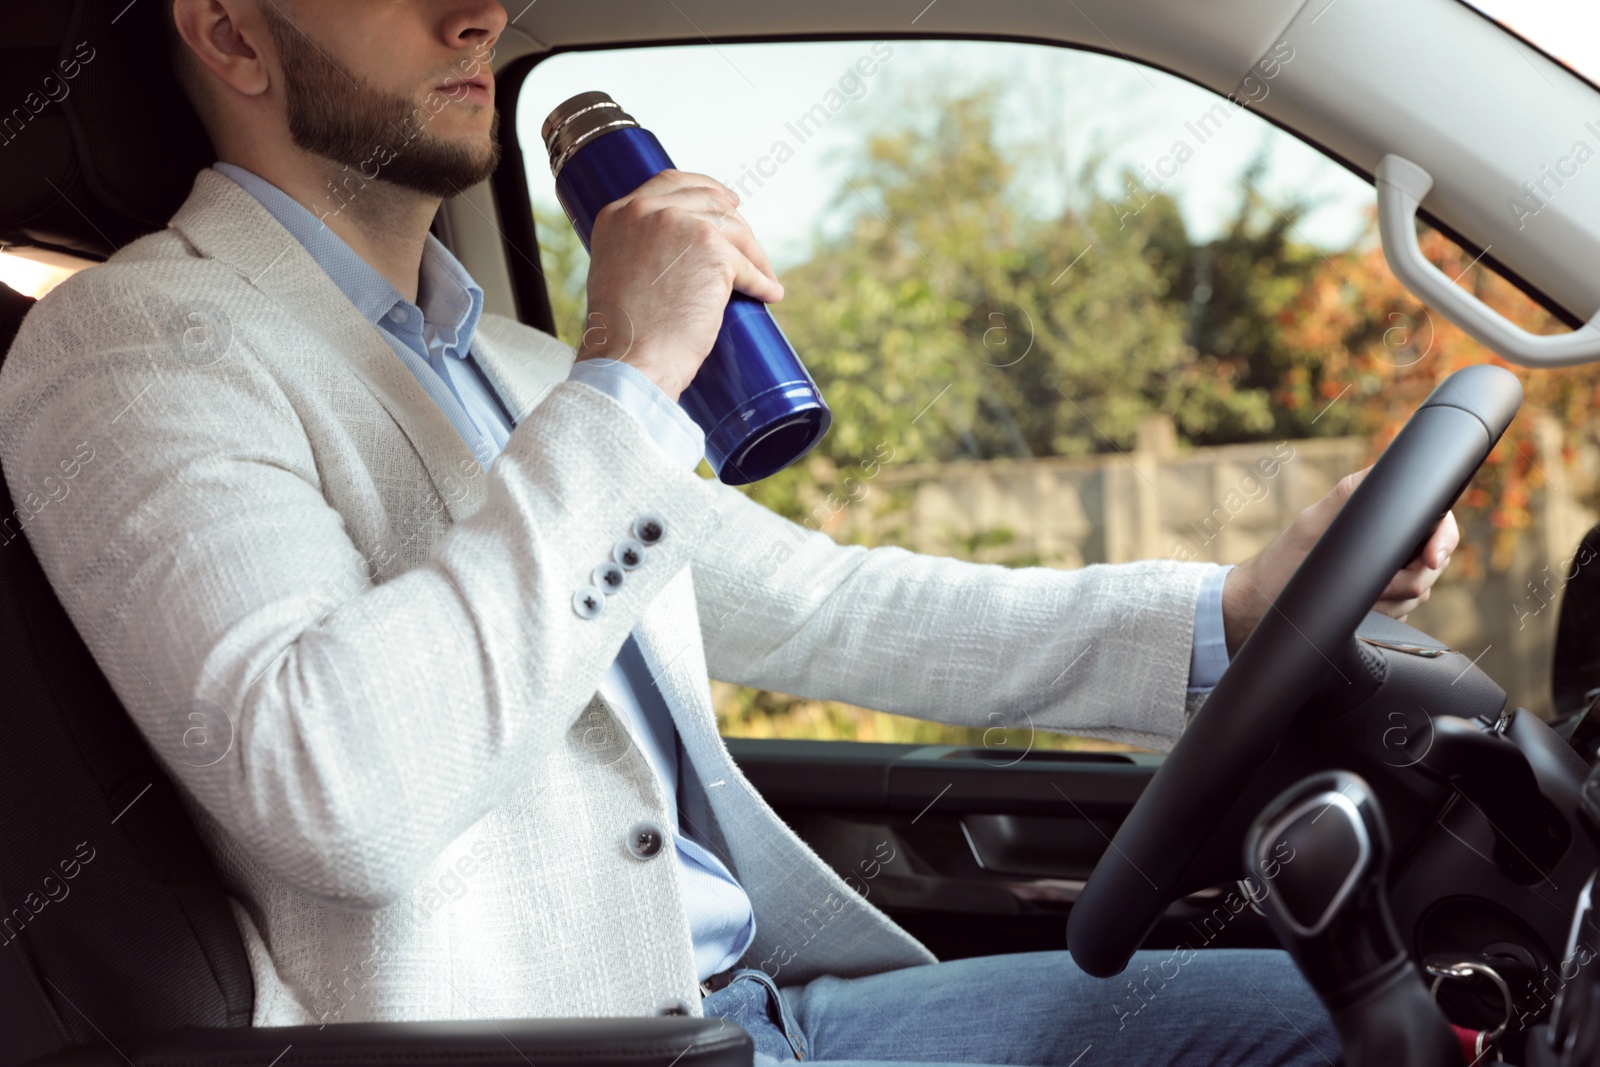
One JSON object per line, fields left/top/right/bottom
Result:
{"left": 1066, "top": 364, "right": 1522, "bottom": 979}
{"left": 1222, "top": 469, "right": 1462, "bottom": 654}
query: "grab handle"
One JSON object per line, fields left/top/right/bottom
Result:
{"left": 1376, "top": 153, "right": 1600, "bottom": 368}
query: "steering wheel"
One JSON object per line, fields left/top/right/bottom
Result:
{"left": 1066, "top": 363, "right": 1524, "bottom": 978}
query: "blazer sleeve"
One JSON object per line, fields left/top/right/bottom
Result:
{"left": 692, "top": 478, "right": 1213, "bottom": 752}
{"left": 0, "top": 265, "right": 725, "bottom": 909}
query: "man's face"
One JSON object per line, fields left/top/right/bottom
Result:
{"left": 256, "top": 1, "right": 504, "bottom": 198}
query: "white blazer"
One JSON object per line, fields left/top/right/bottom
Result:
{"left": 0, "top": 168, "right": 1210, "bottom": 1026}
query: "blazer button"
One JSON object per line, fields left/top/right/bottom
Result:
{"left": 572, "top": 586, "right": 606, "bottom": 619}
{"left": 591, "top": 561, "right": 625, "bottom": 593}
{"left": 626, "top": 820, "right": 666, "bottom": 860}
{"left": 653, "top": 996, "right": 693, "bottom": 1017}
{"left": 612, "top": 538, "right": 646, "bottom": 570}
{"left": 632, "top": 513, "right": 666, "bottom": 545}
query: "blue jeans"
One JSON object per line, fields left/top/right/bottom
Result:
{"left": 700, "top": 948, "right": 1342, "bottom": 1066}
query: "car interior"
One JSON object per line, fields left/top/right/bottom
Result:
{"left": 5, "top": 0, "right": 1600, "bottom": 1065}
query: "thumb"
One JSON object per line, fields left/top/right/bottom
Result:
{"left": 1331, "top": 466, "right": 1370, "bottom": 504}
{"left": 1291, "top": 466, "right": 1370, "bottom": 548}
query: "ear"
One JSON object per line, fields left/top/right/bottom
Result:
{"left": 172, "top": 0, "right": 271, "bottom": 100}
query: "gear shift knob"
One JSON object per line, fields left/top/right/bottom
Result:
{"left": 1244, "top": 770, "right": 1460, "bottom": 1067}
{"left": 1244, "top": 768, "right": 1399, "bottom": 1002}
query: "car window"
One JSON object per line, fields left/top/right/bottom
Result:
{"left": 517, "top": 39, "right": 1597, "bottom": 753}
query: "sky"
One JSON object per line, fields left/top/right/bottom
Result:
{"left": 516, "top": 38, "right": 1378, "bottom": 271}
{"left": 1467, "top": 1, "right": 1600, "bottom": 87}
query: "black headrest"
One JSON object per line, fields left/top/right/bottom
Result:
{"left": 0, "top": 0, "right": 214, "bottom": 259}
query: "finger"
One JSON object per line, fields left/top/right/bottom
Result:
{"left": 653, "top": 185, "right": 781, "bottom": 287}
{"left": 1333, "top": 466, "right": 1372, "bottom": 503}
{"left": 612, "top": 170, "right": 740, "bottom": 219}
{"left": 1380, "top": 563, "right": 1441, "bottom": 601}
{"left": 635, "top": 168, "right": 738, "bottom": 202}
{"left": 663, "top": 171, "right": 743, "bottom": 213}
{"left": 662, "top": 193, "right": 782, "bottom": 294}
{"left": 670, "top": 170, "right": 741, "bottom": 202}
{"left": 623, "top": 178, "right": 783, "bottom": 299}
{"left": 1374, "top": 595, "right": 1423, "bottom": 619}
{"left": 1376, "top": 585, "right": 1431, "bottom": 616}
{"left": 664, "top": 186, "right": 780, "bottom": 285}
{"left": 1423, "top": 510, "right": 1460, "bottom": 569}
{"left": 704, "top": 206, "right": 781, "bottom": 287}
{"left": 1345, "top": 465, "right": 1373, "bottom": 489}
{"left": 1288, "top": 466, "right": 1373, "bottom": 550}
{"left": 727, "top": 245, "right": 784, "bottom": 303}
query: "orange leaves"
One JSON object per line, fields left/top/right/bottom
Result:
{"left": 1283, "top": 220, "right": 1599, "bottom": 572}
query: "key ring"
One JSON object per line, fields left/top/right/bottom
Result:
{"left": 1428, "top": 959, "right": 1511, "bottom": 1058}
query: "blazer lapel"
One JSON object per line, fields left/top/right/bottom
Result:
{"left": 168, "top": 168, "right": 489, "bottom": 523}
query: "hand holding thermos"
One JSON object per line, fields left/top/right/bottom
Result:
{"left": 542, "top": 92, "right": 832, "bottom": 485}
{"left": 580, "top": 170, "right": 784, "bottom": 402}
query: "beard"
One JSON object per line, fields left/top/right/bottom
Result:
{"left": 259, "top": 7, "right": 501, "bottom": 198}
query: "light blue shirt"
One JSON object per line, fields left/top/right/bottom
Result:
{"left": 214, "top": 161, "right": 1233, "bottom": 980}
{"left": 1190, "top": 566, "right": 1232, "bottom": 692}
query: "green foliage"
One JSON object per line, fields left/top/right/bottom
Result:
{"left": 535, "top": 76, "right": 1353, "bottom": 486}
{"left": 742, "top": 75, "right": 1356, "bottom": 535}
{"left": 532, "top": 202, "right": 590, "bottom": 348}
{"left": 1148, "top": 156, "right": 1365, "bottom": 442}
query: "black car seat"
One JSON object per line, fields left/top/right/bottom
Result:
{"left": 1552, "top": 523, "right": 1600, "bottom": 732}
{"left": 0, "top": 275, "right": 255, "bottom": 1058}
{"left": 0, "top": 0, "right": 296, "bottom": 1050}
{"left": 0, "top": 283, "right": 71, "bottom": 1065}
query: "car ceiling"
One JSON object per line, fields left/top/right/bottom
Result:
{"left": 483, "top": 0, "right": 1600, "bottom": 328}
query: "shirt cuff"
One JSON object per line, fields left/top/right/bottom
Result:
{"left": 1188, "top": 564, "right": 1234, "bottom": 693}
{"left": 566, "top": 358, "right": 706, "bottom": 472}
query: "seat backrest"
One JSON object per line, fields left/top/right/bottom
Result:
{"left": 0, "top": 0, "right": 252, "bottom": 1041}
{"left": 0, "top": 0, "right": 213, "bottom": 258}
{"left": 0, "top": 283, "right": 62, "bottom": 1067}
{"left": 1553, "top": 522, "right": 1600, "bottom": 718}
{"left": 0, "top": 275, "right": 254, "bottom": 1061}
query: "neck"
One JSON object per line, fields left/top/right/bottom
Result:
{"left": 223, "top": 149, "right": 440, "bottom": 303}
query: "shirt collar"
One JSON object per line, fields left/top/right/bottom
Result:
{"left": 212, "top": 162, "right": 484, "bottom": 360}
{"left": 417, "top": 236, "right": 483, "bottom": 360}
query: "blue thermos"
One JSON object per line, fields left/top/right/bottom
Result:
{"left": 540, "top": 90, "right": 831, "bottom": 485}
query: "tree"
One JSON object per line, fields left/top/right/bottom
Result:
{"left": 1278, "top": 220, "right": 1600, "bottom": 571}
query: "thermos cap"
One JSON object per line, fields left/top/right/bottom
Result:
{"left": 541, "top": 91, "right": 641, "bottom": 177}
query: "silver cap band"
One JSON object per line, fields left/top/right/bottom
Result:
{"left": 540, "top": 91, "right": 640, "bottom": 177}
